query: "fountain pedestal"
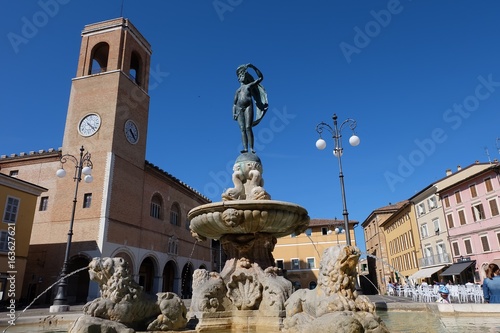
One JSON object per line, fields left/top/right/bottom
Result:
{"left": 187, "top": 153, "right": 310, "bottom": 331}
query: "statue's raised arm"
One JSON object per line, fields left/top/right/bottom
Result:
{"left": 233, "top": 63, "right": 268, "bottom": 154}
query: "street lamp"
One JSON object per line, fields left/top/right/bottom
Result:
{"left": 327, "top": 225, "right": 345, "bottom": 244}
{"left": 315, "top": 114, "right": 360, "bottom": 246}
{"left": 50, "top": 146, "right": 93, "bottom": 312}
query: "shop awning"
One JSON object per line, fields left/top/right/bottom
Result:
{"left": 440, "top": 261, "right": 475, "bottom": 276}
{"left": 409, "top": 265, "right": 446, "bottom": 280}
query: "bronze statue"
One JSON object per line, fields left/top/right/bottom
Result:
{"left": 233, "top": 64, "right": 268, "bottom": 153}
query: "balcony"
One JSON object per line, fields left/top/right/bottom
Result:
{"left": 419, "top": 252, "right": 452, "bottom": 267}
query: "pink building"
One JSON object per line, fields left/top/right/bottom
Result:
{"left": 438, "top": 162, "right": 500, "bottom": 283}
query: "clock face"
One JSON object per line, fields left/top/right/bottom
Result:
{"left": 124, "top": 119, "right": 139, "bottom": 144}
{"left": 78, "top": 114, "right": 101, "bottom": 137}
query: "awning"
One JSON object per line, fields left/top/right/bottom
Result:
{"left": 440, "top": 261, "right": 475, "bottom": 276}
{"left": 409, "top": 265, "right": 446, "bottom": 280}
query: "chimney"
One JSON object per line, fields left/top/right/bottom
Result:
{"left": 446, "top": 169, "right": 452, "bottom": 176}
{"left": 457, "top": 165, "right": 461, "bottom": 171}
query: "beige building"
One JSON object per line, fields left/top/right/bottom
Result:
{"left": 273, "top": 218, "right": 357, "bottom": 290}
{"left": 0, "top": 18, "right": 211, "bottom": 305}
{"left": 0, "top": 173, "right": 47, "bottom": 302}
{"left": 362, "top": 201, "right": 408, "bottom": 294}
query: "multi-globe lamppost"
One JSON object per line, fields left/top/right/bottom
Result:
{"left": 50, "top": 146, "right": 93, "bottom": 312}
{"left": 315, "top": 114, "right": 360, "bottom": 246}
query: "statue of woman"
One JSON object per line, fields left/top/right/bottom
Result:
{"left": 233, "top": 64, "right": 268, "bottom": 153}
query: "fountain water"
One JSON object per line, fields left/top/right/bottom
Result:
{"left": 2, "top": 266, "right": 88, "bottom": 333}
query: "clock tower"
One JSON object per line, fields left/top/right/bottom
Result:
{"left": 58, "top": 18, "right": 153, "bottom": 254}
{"left": 62, "top": 18, "right": 151, "bottom": 166}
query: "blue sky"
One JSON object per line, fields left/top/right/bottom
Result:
{"left": 2, "top": 1, "right": 500, "bottom": 255}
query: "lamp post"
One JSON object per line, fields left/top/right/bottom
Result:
{"left": 334, "top": 227, "right": 345, "bottom": 245}
{"left": 315, "top": 114, "right": 360, "bottom": 246}
{"left": 50, "top": 146, "right": 93, "bottom": 312}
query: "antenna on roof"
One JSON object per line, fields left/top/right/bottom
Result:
{"left": 485, "top": 147, "right": 491, "bottom": 163}
{"left": 120, "top": 0, "right": 124, "bottom": 17}
{"left": 496, "top": 138, "right": 500, "bottom": 155}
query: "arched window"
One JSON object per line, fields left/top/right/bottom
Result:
{"left": 129, "top": 51, "right": 142, "bottom": 86}
{"left": 150, "top": 194, "right": 163, "bottom": 220}
{"left": 170, "top": 203, "right": 181, "bottom": 226}
{"left": 89, "top": 42, "right": 109, "bottom": 75}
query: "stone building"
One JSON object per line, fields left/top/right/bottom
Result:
{"left": 0, "top": 18, "right": 211, "bottom": 305}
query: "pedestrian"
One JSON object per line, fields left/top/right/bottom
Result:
{"left": 483, "top": 263, "right": 500, "bottom": 303}
{"left": 436, "top": 285, "right": 451, "bottom": 303}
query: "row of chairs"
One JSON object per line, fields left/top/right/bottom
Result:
{"left": 393, "top": 284, "right": 484, "bottom": 303}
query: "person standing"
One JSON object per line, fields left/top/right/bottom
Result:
{"left": 483, "top": 263, "right": 500, "bottom": 303}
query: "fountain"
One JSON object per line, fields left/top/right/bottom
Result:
{"left": 185, "top": 63, "right": 388, "bottom": 332}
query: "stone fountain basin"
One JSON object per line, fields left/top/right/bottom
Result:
{"left": 188, "top": 200, "right": 310, "bottom": 239}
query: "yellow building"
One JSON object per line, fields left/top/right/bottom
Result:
{"left": 273, "top": 218, "right": 357, "bottom": 290}
{"left": 0, "top": 173, "right": 47, "bottom": 302}
{"left": 379, "top": 200, "right": 422, "bottom": 286}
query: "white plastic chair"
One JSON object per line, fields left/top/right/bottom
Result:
{"left": 449, "top": 285, "right": 460, "bottom": 303}
{"left": 458, "top": 285, "right": 469, "bottom": 303}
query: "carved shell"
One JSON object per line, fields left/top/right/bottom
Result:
{"left": 227, "top": 273, "right": 262, "bottom": 310}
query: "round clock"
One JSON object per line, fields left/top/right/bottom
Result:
{"left": 124, "top": 119, "right": 139, "bottom": 144}
{"left": 78, "top": 113, "right": 101, "bottom": 137}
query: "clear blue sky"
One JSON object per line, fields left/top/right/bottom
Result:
{"left": 2, "top": 1, "right": 500, "bottom": 256}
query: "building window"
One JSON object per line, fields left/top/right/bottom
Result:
{"left": 443, "top": 196, "right": 450, "bottom": 208}
{"left": 9, "top": 170, "right": 18, "bottom": 178}
{"left": 428, "top": 196, "right": 438, "bottom": 210}
{"left": 485, "top": 177, "right": 493, "bottom": 192}
{"left": 458, "top": 210, "right": 466, "bottom": 225}
{"left": 291, "top": 258, "right": 300, "bottom": 270}
{"left": 150, "top": 194, "right": 162, "bottom": 219}
{"left": 421, "top": 224, "right": 429, "bottom": 238}
{"left": 446, "top": 213, "right": 454, "bottom": 228}
{"left": 488, "top": 198, "right": 499, "bottom": 217}
{"left": 471, "top": 203, "right": 485, "bottom": 222}
{"left": 455, "top": 191, "right": 462, "bottom": 204}
{"left": 305, "top": 228, "right": 312, "bottom": 236}
{"left": 436, "top": 242, "right": 446, "bottom": 263}
{"left": 321, "top": 227, "right": 328, "bottom": 235}
{"left": 276, "top": 259, "right": 284, "bottom": 270}
{"left": 83, "top": 193, "right": 92, "bottom": 208}
{"left": 170, "top": 203, "right": 181, "bottom": 226}
{"left": 307, "top": 257, "right": 315, "bottom": 269}
{"left": 480, "top": 235, "right": 491, "bottom": 252}
{"left": 39, "top": 196, "right": 49, "bottom": 211}
{"left": 497, "top": 233, "right": 500, "bottom": 248}
{"left": 433, "top": 218, "right": 440, "bottom": 235}
{"left": 3, "top": 196, "right": 19, "bottom": 224}
{"left": 0, "top": 231, "right": 8, "bottom": 251}
{"left": 469, "top": 184, "right": 478, "bottom": 198}
{"left": 464, "top": 239, "right": 473, "bottom": 255}
{"left": 89, "top": 42, "right": 109, "bottom": 74}
{"left": 452, "top": 242, "right": 460, "bottom": 256}
{"left": 417, "top": 203, "right": 426, "bottom": 216}
{"left": 185, "top": 216, "right": 191, "bottom": 230}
